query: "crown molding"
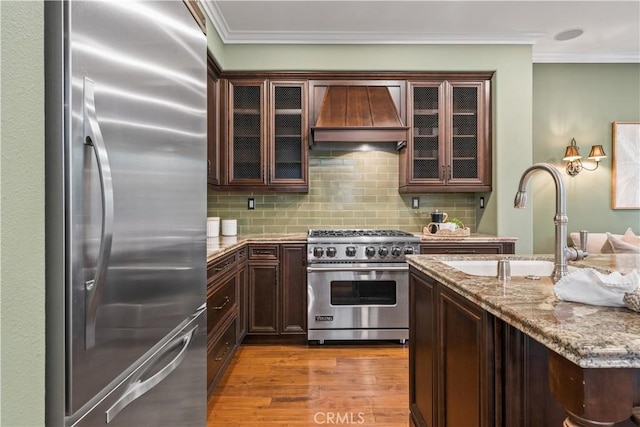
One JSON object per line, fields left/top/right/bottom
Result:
{"left": 200, "top": 1, "right": 639, "bottom": 64}
{"left": 210, "top": 30, "right": 543, "bottom": 45}
{"left": 533, "top": 52, "right": 640, "bottom": 63}
{"left": 201, "top": 0, "right": 231, "bottom": 41}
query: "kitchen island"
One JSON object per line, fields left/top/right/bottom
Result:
{"left": 407, "top": 253, "right": 640, "bottom": 427}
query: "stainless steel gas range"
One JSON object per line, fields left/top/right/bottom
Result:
{"left": 306, "top": 229, "right": 421, "bottom": 344}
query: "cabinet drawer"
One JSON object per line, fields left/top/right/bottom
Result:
{"left": 207, "top": 252, "right": 237, "bottom": 284}
{"left": 249, "top": 245, "right": 279, "bottom": 260}
{"left": 207, "top": 274, "right": 238, "bottom": 335}
{"left": 237, "top": 247, "right": 248, "bottom": 262}
{"left": 207, "top": 317, "right": 237, "bottom": 391}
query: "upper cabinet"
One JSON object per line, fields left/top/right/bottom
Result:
{"left": 214, "top": 79, "right": 308, "bottom": 192}
{"left": 226, "top": 79, "right": 268, "bottom": 187}
{"left": 399, "top": 76, "right": 492, "bottom": 193}
{"left": 207, "top": 72, "right": 491, "bottom": 194}
{"left": 270, "top": 81, "right": 308, "bottom": 188}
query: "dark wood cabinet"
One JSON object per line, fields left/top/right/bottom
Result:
{"left": 206, "top": 241, "right": 306, "bottom": 391}
{"left": 237, "top": 247, "right": 248, "bottom": 342}
{"left": 420, "top": 241, "right": 515, "bottom": 255}
{"left": 269, "top": 81, "right": 308, "bottom": 189}
{"left": 502, "top": 323, "right": 566, "bottom": 427}
{"left": 409, "top": 269, "right": 494, "bottom": 427}
{"left": 206, "top": 316, "right": 237, "bottom": 394}
{"left": 247, "top": 243, "right": 307, "bottom": 339}
{"left": 409, "top": 271, "right": 437, "bottom": 427}
{"left": 210, "top": 72, "right": 494, "bottom": 193}
{"left": 438, "top": 285, "right": 495, "bottom": 427}
{"left": 206, "top": 250, "right": 241, "bottom": 394}
{"left": 214, "top": 79, "right": 308, "bottom": 192}
{"left": 400, "top": 76, "right": 491, "bottom": 193}
{"left": 226, "top": 79, "right": 268, "bottom": 187}
{"left": 248, "top": 261, "right": 279, "bottom": 334}
{"left": 280, "top": 244, "right": 307, "bottom": 334}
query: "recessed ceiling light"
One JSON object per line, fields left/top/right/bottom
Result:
{"left": 554, "top": 29, "right": 584, "bottom": 41}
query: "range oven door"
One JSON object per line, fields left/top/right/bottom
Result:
{"left": 306, "top": 263, "right": 409, "bottom": 334}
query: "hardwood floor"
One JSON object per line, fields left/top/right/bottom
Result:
{"left": 207, "top": 343, "right": 409, "bottom": 426}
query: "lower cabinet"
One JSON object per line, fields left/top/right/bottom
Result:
{"left": 502, "top": 324, "right": 567, "bottom": 426}
{"left": 237, "top": 247, "right": 248, "bottom": 342}
{"left": 206, "top": 242, "right": 307, "bottom": 394}
{"left": 247, "top": 243, "right": 307, "bottom": 338}
{"left": 409, "top": 269, "right": 494, "bottom": 427}
{"left": 280, "top": 244, "right": 307, "bottom": 334}
{"left": 248, "top": 261, "right": 279, "bottom": 334}
{"left": 206, "top": 249, "right": 241, "bottom": 394}
{"left": 409, "top": 267, "right": 587, "bottom": 427}
{"left": 206, "top": 316, "right": 237, "bottom": 394}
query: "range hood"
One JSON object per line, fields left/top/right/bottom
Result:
{"left": 310, "top": 86, "right": 409, "bottom": 145}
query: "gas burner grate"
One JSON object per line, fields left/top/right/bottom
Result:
{"left": 309, "top": 229, "right": 415, "bottom": 238}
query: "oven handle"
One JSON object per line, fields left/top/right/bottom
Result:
{"left": 307, "top": 265, "right": 409, "bottom": 273}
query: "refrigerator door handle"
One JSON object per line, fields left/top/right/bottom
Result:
{"left": 105, "top": 325, "right": 198, "bottom": 423}
{"left": 83, "top": 77, "right": 114, "bottom": 349}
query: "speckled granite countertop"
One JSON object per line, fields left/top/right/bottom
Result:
{"left": 206, "top": 233, "right": 307, "bottom": 262}
{"left": 406, "top": 253, "right": 640, "bottom": 368}
{"left": 419, "top": 233, "right": 517, "bottom": 243}
{"left": 207, "top": 232, "right": 514, "bottom": 262}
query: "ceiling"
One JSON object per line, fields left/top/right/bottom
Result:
{"left": 201, "top": 1, "right": 640, "bottom": 63}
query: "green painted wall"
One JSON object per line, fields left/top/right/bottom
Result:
{"left": 216, "top": 43, "right": 534, "bottom": 252}
{"left": 0, "top": 1, "right": 46, "bottom": 425}
{"left": 532, "top": 64, "right": 640, "bottom": 253}
{"left": 206, "top": 18, "right": 225, "bottom": 66}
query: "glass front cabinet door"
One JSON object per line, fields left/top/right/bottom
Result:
{"left": 400, "top": 77, "right": 491, "bottom": 193}
{"left": 224, "top": 79, "right": 308, "bottom": 192}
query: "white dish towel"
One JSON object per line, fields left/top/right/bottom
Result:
{"left": 554, "top": 268, "right": 640, "bottom": 309}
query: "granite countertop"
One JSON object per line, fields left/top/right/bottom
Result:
{"left": 206, "top": 233, "right": 307, "bottom": 262}
{"left": 406, "top": 253, "right": 640, "bottom": 369}
{"left": 420, "top": 232, "right": 517, "bottom": 243}
{"left": 206, "top": 232, "right": 516, "bottom": 262}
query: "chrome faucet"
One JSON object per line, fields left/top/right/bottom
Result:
{"left": 514, "top": 163, "right": 587, "bottom": 282}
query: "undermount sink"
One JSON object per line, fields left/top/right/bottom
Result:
{"left": 442, "top": 259, "right": 578, "bottom": 277}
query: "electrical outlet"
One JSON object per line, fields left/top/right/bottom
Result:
{"left": 412, "top": 197, "right": 419, "bottom": 209}
{"left": 248, "top": 198, "right": 255, "bottom": 210}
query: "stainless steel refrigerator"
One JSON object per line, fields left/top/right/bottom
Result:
{"left": 45, "top": 1, "right": 207, "bottom": 425}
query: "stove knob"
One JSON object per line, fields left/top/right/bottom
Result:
{"left": 365, "top": 246, "right": 376, "bottom": 257}
{"left": 313, "top": 247, "right": 324, "bottom": 258}
{"left": 391, "top": 246, "right": 402, "bottom": 257}
{"left": 326, "top": 247, "right": 337, "bottom": 257}
{"left": 378, "top": 246, "right": 389, "bottom": 257}
{"left": 404, "top": 246, "right": 415, "bottom": 255}
{"left": 345, "top": 246, "right": 357, "bottom": 257}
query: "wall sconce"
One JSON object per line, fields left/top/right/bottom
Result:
{"left": 562, "top": 138, "right": 607, "bottom": 176}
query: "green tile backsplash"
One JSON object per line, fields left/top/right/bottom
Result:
{"left": 207, "top": 150, "right": 477, "bottom": 234}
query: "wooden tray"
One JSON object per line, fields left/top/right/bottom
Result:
{"left": 422, "top": 226, "right": 471, "bottom": 239}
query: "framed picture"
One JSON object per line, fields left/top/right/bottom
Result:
{"left": 612, "top": 121, "right": 640, "bottom": 209}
